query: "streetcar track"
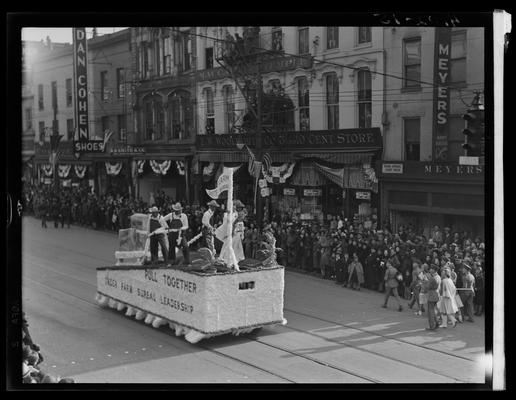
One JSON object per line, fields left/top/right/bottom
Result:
{"left": 284, "top": 307, "right": 478, "bottom": 363}
{"left": 261, "top": 323, "right": 464, "bottom": 383}
{"left": 21, "top": 218, "right": 481, "bottom": 383}
{"left": 22, "top": 276, "right": 339, "bottom": 383}
{"left": 23, "top": 273, "right": 456, "bottom": 383}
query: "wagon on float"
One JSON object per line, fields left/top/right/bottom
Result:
{"left": 95, "top": 214, "right": 287, "bottom": 343}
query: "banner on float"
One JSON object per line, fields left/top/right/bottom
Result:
{"left": 96, "top": 265, "right": 285, "bottom": 334}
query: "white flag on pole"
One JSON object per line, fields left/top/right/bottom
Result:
{"left": 206, "top": 167, "right": 235, "bottom": 199}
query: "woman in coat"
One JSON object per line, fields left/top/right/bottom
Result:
{"left": 438, "top": 267, "right": 458, "bottom": 328}
{"left": 347, "top": 253, "right": 365, "bottom": 290}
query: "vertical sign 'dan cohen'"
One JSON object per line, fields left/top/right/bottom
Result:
{"left": 73, "top": 28, "right": 90, "bottom": 141}
{"left": 433, "top": 27, "right": 452, "bottom": 161}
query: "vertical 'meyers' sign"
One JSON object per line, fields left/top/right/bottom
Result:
{"left": 73, "top": 28, "right": 89, "bottom": 141}
{"left": 433, "top": 27, "right": 452, "bottom": 161}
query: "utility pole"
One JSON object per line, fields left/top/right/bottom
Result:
{"left": 255, "top": 62, "right": 263, "bottom": 227}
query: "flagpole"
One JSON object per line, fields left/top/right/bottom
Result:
{"left": 226, "top": 168, "right": 239, "bottom": 270}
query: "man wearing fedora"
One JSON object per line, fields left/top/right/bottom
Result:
{"left": 163, "top": 203, "right": 190, "bottom": 265}
{"left": 148, "top": 206, "right": 169, "bottom": 264}
{"left": 202, "top": 200, "right": 219, "bottom": 255}
{"left": 425, "top": 264, "right": 441, "bottom": 331}
{"left": 459, "top": 262, "right": 476, "bottom": 322}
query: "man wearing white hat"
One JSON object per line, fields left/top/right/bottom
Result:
{"left": 148, "top": 206, "right": 169, "bottom": 264}
{"left": 163, "top": 202, "right": 190, "bottom": 265}
{"left": 202, "top": 200, "right": 219, "bottom": 255}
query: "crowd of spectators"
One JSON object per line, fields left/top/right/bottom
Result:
{"left": 22, "top": 313, "right": 75, "bottom": 384}
{"left": 245, "top": 213, "right": 486, "bottom": 319}
{"left": 24, "top": 184, "right": 485, "bottom": 319}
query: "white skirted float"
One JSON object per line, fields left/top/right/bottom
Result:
{"left": 96, "top": 168, "right": 287, "bottom": 344}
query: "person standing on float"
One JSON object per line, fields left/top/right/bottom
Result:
{"left": 202, "top": 200, "right": 220, "bottom": 255}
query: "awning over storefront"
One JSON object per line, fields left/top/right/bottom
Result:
{"left": 133, "top": 153, "right": 192, "bottom": 161}
{"left": 295, "top": 152, "right": 373, "bottom": 165}
{"left": 198, "top": 151, "right": 247, "bottom": 163}
{"left": 289, "top": 160, "right": 377, "bottom": 192}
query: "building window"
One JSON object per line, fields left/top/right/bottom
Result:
{"left": 205, "top": 47, "right": 214, "bottom": 69}
{"left": 51, "top": 81, "right": 58, "bottom": 111}
{"left": 117, "top": 68, "right": 125, "bottom": 98}
{"left": 38, "top": 84, "right": 44, "bottom": 110}
{"left": 326, "top": 73, "right": 339, "bottom": 130}
{"left": 404, "top": 38, "right": 421, "bottom": 87}
{"left": 272, "top": 27, "right": 283, "bottom": 52}
{"left": 404, "top": 118, "right": 421, "bottom": 161}
{"left": 65, "top": 78, "right": 72, "bottom": 107}
{"left": 118, "top": 114, "right": 127, "bottom": 140}
{"left": 298, "top": 27, "right": 309, "bottom": 55}
{"left": 447, "top": 115, "right": 465, "bottom": 161}
{"left": 163, "top": 36, "right": 172, "bottom": 74}
{"left": 144, "top": 102, "right": 153, "bottom": 140}
{"left": 326, "top": 27, "right": 339, "bottom": 49}
{"left": 358, "top": 27, "right": 372, "bottom": 44}
{"left": 101, "top": 116, "right": 110, "bottom": 135}
{"left": 66, "top": 119, "right": 74, "bottom": 141}
{"left": 168, "top": 91, "right": 193, "bottom": 140}
{"left": 38, "top": 121, "right": 45, "bottom": 142}
{"left": 223, "top": 85, "right": 235, "bottom": 134}
{"left": 174, "top": 31, "right": 192, "bottom": 72}
{"left": 147, "top": 43, "right": 154, "bottom": 77}
{"left": 100, "top": 71, "right": 109, "bottom": 101}
{"left": 25, "top": 108, "right": 32, "bottom": 131}
{"left": 154, "top": 38, "right": 161, "bottom": 76}
{"left": 450, "top": 31, "right": 467, "bottom": 84}
{"left": 298, "top": 77, "right": 310, "bottom": 131}
{"left": 142, "top": 95, "right": 164, "bottom": 141}
{"left": 205, "top": 88, "right": 215, "bottom": 135}
{"left": 179, "top": 31, "right": 192, "bottom": 72}
{"left": 140, "top": 42, "right": 149, "bottom": 78}
{"left": 357, "top": 69, "right": 372, "bottom": 128}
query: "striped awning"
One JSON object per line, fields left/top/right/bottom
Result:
{"left": 296, "top": 152, "right": 373, "bottom": 165}
{"left": 134, "top": 153, "right": 192, "bottom": 161}
{"left": 198, "top": 151, "right": 247, "bottom": 163}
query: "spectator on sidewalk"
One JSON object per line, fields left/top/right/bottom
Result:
{"left": 426, "top": 264, "right": 441, "bottom": 331}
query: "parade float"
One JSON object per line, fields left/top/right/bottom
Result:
{"left": 95, "top": 168, "right": 287, "bottom": 344}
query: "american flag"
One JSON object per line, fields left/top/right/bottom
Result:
{"left": 244, "top": 145, "right": 262, "bottom": 178}
{"left": 262, "top": 152, "right": 272, "bottom": 174}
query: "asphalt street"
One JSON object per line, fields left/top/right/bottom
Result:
{"left": 20, "top": 216, "right": 486, "bottom": 384}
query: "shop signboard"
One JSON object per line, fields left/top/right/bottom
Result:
{"left": 197, "top": 128, "right": 382, "bottom": 151}
{"left": 382, "top": 163, "right": 403, "bottom": 174}
{"left": 432, "top": 27, "right": 452, "bottom": 161}
{"left": 73, "top": 28, "right": 90, "bottom": 141}
{"left": 356, "top": 191, "right": 371, "bottom": 200}
{"left": 260, "top": 187, "right": 271, "bottom": 197}
{"left": 303, "top": 189, "right": 322, "bottom": 197}
{"left": 283, "top": 188, "right": 296, "bottom": 196}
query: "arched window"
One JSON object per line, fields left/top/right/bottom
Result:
{"left": 168, "top": 90, "right": 193, "bottom": 140}
{"left": 326, "top": 73, "right": 339, "bottom": 130}
{"left": 223, "top": 85, "right": 235, "bottom": 134}
{"left": 142, "top": 94, "right": 164, "bottom": 141}
{"left": 204, "top": 88, "right": 215, "bottom": 135}
{"left": 357, "top": 69, "right": 372, "bottom": 128}
{"left": 297, "top": 77, "right": 310, "bottom": 131}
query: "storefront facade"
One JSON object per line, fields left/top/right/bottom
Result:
{"left": 197, "top": 128, "right": 382, "bottom": 223}
{"left": 377, "top": 161, "right": 485, "bottom": 238}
